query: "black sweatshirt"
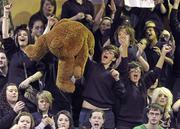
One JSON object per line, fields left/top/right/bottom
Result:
{"left": 170, "top": 9, "right": 180, "bottom": 77}
{"left": 82, "top": 59, "right": 125, "bottom": 109}
{"left": 116, "top": 60, "right": 161, "bottom": 128}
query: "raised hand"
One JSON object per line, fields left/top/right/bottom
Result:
{"left": 42, "top": 116, "right": 55, "bottom": 126}
{"left": 173, "top": 0, "right": 180, "bottom": 9}
{"left": 10, "top": 124, "right": 20, "bottom": 129}
{"left": 19, "top": 78, "right": 31, "bottom": 89}
{"left": 75, "top": 12, "right": 85, "bottom": 20}
{"left": 174, "top": 0, "right": 180, "bottom": 4}
{"left": 153, "top": 46, "right": 161, "bottom": 56}
{"left": 154, "top": 0, "right": 164, "bottom": 5}
{"left": 108, "top": 0, "right": 116, "bottom": 14}
{"left": 47, "top": 16, "right": 58, "bottom": 28}
{"left": 4, "top": 4, "right": 12, "bottom": 17}
{"left": 161, "top": 44, "right": 172, "bottom": 55}
{"left": 136, "top": 44, "right": 143, "bottom": 58}
{"left": 118, "top": 32, "right": 130, "bottom": 48}
{"left": 85, "top": 14, "right": 93, "bottom": 22}
{"left": 110, "top": 69, "right": 120, "bottom": 81}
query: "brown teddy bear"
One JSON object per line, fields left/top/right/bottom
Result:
{"left": 24, "top": 19, "right": 95, "bottom": 93}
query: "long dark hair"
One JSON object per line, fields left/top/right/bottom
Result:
{"left": 0, "top": 83, "right": 19, "bottom": 110}
{"left": 0, "top": 83, "right": 19, "bottom": 100}
{"left": 14, "top": 24, "right": 31, "bottom": 47}
{"left": 54, "top": 110, "right": 74, "bottom": 129}
{"left": 39, "top": 0, "right": 57, "bottom": 15}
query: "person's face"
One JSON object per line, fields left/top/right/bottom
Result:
{"left": 17, "top": 30, "right": 28, "bottom": 47}
{"left": 146, "top": 27, "right": 157, "bottom": 42}
{"left": 148, "top": 109, "right": 162, "bottom": 125}
{"left": 89, "top": 112, "right": 104, "bottom": 129}
{"left": 156, "top": 93, "right": 168, "bottom": 107}
{"left": 129, "top": 67, "right": 141, "bottom": 84}
{"left": 38, "top": 98, "right": 50, "bottom": 112}
{"left": 31, "top": 20, "right": 44, "bottom": 37}
{"left": 6, "top": 85, "right": 18, "bottom": 103}
{"left": 0, "top": 52, "right": 8, "bottom": 68}
{"left": 18, "top": 115, "right": 31, "bottom": 129}
{"left": 43, "top": 0, "right": 54, "bottom": 16}
{"left": 101, "top": 49, "right": 116, "bottom": 66}
{"left": 57, "top": 114, "right": 70, "bottom": 129}
{"left": 100, "top": 19, "right": 111, "bottom": 34}
{"left": 118, "top": 28, "right": 130, "bottom": 45}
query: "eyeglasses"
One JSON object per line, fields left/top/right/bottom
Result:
{"left": 103, "top": 50, "right": 116, "bottom": 55}
{"left": 129, "top": 68, "right": 141, "bottom": 73}
{"left": 149, "top": 112, "right": 161, "bottom": 116}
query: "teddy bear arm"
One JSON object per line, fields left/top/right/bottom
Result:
{"left": 25, "top": 35, "right": 49, "bottom": 61}
{"left": 56, "top": 58, "right": 76, "bottom": 93}
{"left": 87, "top": 30, "right": 95, "bottom": 56}
{"left": 48, "top": 37, "right": 65, "bottom": 58}
{"left": 73, "top": 43, "right": 89, "bottom": 79}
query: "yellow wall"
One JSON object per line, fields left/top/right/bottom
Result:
{"left": 10, "top": 0, "right": 65, "bottom": 26}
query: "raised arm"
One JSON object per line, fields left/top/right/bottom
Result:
{"left": 157, "top": 0, "right": 167, "bottom": 14}
{"left": 156, "top": 45, "right": 172, "bottom": 69}
{"left": 172, "top": 99, "right": 180, "bottom": 112}
{"left": 143, "top": 45, "right": 172, "bottom": 88}
{"left": 170, "top": 0, "right": 180, "bottom": 33}
{"left": 118, "top": 32, "right": 129, "bottom": 77}
{"left": 93, "top": 0, "right": 106, "bottom": 31}
{"left": 2, "top": 4, "right": 11, "bottom": 39}
{"left": 19, "top": 71, "right": 43, "bottom": 89}
{"left": 108, "top": 0, "right": 116, "bottom": 20}
{"left": 43, "top": 16, "right": 58, "bottom": 34}
{"left": 136, "top": 44, "right": 149, "bottom": 71}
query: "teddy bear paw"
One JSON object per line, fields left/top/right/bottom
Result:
{"left": 57, "top": 81, "right": 75, "bottom": 93}
{"left": 73, "top": 66, "right": 83, "bottom": 79}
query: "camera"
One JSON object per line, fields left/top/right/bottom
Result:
{"left": 159, "top": 30, "right": 172, "bottom": 46}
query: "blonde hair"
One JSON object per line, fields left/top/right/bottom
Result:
{"left": 151, "top": 87, "right": 173, "bottom": 119}
{"left": 100, "top": 17, "right": 113, "bottom": 24}
{"left": 36, "top": 90, "right": 54, "bottom": 107}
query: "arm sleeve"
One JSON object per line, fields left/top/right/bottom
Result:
{"left": 170, "top": 9, "right": 180, "bottom": 34}
{"left": 113, "top": 80, "right": 126, "bottom": 98}
{"left": 143, "top": 67, "right": 161, "bottom": 89}
{"left": 36, "top": 61, "right": 46, "bottom": 74}
{"left": 61, "top": 2, "right": 71, "bottom": 19}
{"left": 118, "top": 57, "right": 129, "bottom": 78}
{"left": 35, "top": 122, "right": 46, "bottom": 129}
{"left": 2, "top": 37, "right": 18, "bottom": 61}
{"left": 0, "top": 109, "right": 17, "bottom": 129}
{"left": 88, "top": 1, "right": 95, "bottom": 18}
